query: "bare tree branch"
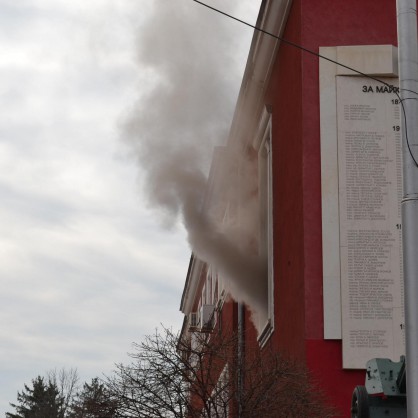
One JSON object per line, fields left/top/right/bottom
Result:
{"left": 105, "top": 326, "right": 334, "bottom": 418}
{"left": 47, "top": 367, "right": 80, "bottom": 417}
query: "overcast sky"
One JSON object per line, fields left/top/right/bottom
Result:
{"left": 0, "top": 0, "right": 260, "bottom": 415}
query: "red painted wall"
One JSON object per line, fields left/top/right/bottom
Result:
{"left": 301, "top": 1, "right": 397, "bottom": 416}
{"left": 264, "top": 0, "right": 398, "bottom": 416}
{"left": 300, "top": 0, "right": 398, "bottom": 339}
{"left": 265, "top": 0, "right": 306, "bottom": 363}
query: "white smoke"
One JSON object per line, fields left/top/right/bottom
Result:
{"left": 122, "top": 0, "right": 266, "bottom": 329}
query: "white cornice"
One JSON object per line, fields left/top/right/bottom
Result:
{"left": 228, "top": 0, "right": 293, "bottom": 150}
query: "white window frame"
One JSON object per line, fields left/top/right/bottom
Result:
{"left": 253, "top": 107, "right": 275, "bottom": 346}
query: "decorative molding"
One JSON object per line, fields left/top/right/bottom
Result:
{"left": 228, "top": 0, "right": 293, "bottom": 151}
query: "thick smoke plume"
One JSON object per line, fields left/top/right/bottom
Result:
{"left": 122, "top": 1, "right": 266, "bottom": 328}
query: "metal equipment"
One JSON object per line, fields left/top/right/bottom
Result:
{"left": 351, "top": 357, "right": 406, "bottom": 418}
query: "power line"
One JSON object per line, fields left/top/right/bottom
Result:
{"left": 192, "top": 0, "right": 393, "bottom": 87}
{"left": 192, "top": 0, "right": 418, "bottom": 167}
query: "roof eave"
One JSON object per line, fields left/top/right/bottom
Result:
{"left": 228, "top": 0, "right": 293, "bottom": 150}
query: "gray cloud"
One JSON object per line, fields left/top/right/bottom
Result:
{"left": 0, "top": 0, "right": 188, "bottom": 415}
{"left": 0, "top": 0, "right": 259, "bottom": 415}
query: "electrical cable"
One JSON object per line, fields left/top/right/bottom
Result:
{"left": 192, "top": 0, "right": 418, "bottom": 167}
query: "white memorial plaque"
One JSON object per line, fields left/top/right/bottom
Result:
{"left": 337, "top": 76, "right": 404, "bottom": 369}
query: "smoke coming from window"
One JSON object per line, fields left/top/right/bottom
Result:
{"left": 122, "top": 0, "right": 267, "bottom": 330}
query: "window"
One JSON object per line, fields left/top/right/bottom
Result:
{"left": 254, "top": 107, "right": 274, "bottom": 345}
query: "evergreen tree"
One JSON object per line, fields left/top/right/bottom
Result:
{"left": 69, "top": 378, "right": 117, "bottom": 418}
{"left": 6, "top": 376, "right": 63, "bottom": 418}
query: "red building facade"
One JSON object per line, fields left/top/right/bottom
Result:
{"left": 180, "top": 1, "right": 399, "bottom": 416}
